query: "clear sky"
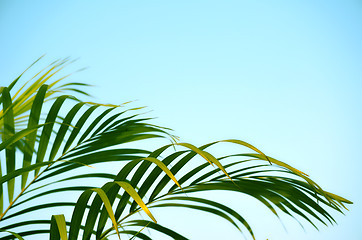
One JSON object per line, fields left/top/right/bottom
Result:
{"left": 0, "top": 0, "right": 361, "bottom": 239}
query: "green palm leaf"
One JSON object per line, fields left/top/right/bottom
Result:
{"left": 0, "top": 59, "right": 352, "bottom": 240}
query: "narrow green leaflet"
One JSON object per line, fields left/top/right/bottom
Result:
{"left": 140, "top": 157, "right": 182, "bottom": 189}
{"left": 22, "top": 84, "right": 48, "bottom": 188}
{"left": 127, "top": 155, "right": 185, "bottom": 212}
{"left": 50, "top": 215, "right": 68, "bottom": 240}
{"left": 68, "top": 190, "right": 93, "bottom": 240}
{"left": 35, "top": 95, "right": 68, "bottom": 175}
{"left": 123, "top": 220, "right": 189, "bottom": 240}
{"left": 0, "top": 125, "right": 45, "bottom": 152}
{"left": 77, "top": 107, "right": 115, "bottom": 144}
{"left": 219, "top": 139, "right": 271, "bottom": 163}
{"left": 162, "top": 196, "right": 255, "bottom": 239}
{"left": 62, "top": 105, "right": 99, "bottom": 153}
{"left": 174, "top": 143, "right": 213, "bottom": 165}
{"left": 1, "top": 87, "right": 16, "bottom": 202}
{"left": 0, "top": 230, "right": 49, "bottom": 240}
{"left": 115, "top": 181, "right": 157, "bottom": 223}
{"left": 88, "top": 188, "right": 120, "bottom": 240}
{"left": 175, "top": 143, "right": 232, "bottom": 180}
{"left": 0, "top": 229, "right": 25, "bottom": 240}
{"left": 0, "top": 161, "right": 62, "bottom": 186}
{"left": 151, "top": 202, "right": 241, "bottom": 231}
{"left": 48, "top": 102, "right": 85, "bottom": 162}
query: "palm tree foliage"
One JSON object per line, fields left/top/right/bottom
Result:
{"left": 0, "top": 58, "right": 352, "bottom": 240}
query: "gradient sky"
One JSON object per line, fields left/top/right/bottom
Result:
{"left": 1, "top": 1, "right": 361, "bottom": 239}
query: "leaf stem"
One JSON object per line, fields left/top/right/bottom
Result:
{"left": 0, "top": 164, "right": 51, "bottom": 220}
{"left": 0, "top": 142, "right": 81, "bottom": 221}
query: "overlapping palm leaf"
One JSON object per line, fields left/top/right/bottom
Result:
{"left": 0, "top": 59, "right": 352, "bottom": 240}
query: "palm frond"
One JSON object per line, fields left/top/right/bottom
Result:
{"left": 0, "top": 59, "right": 351, "bottom": 240}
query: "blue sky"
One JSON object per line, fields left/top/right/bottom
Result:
{"left": 1, "top": 0, "right": 361, "bottom": 239}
